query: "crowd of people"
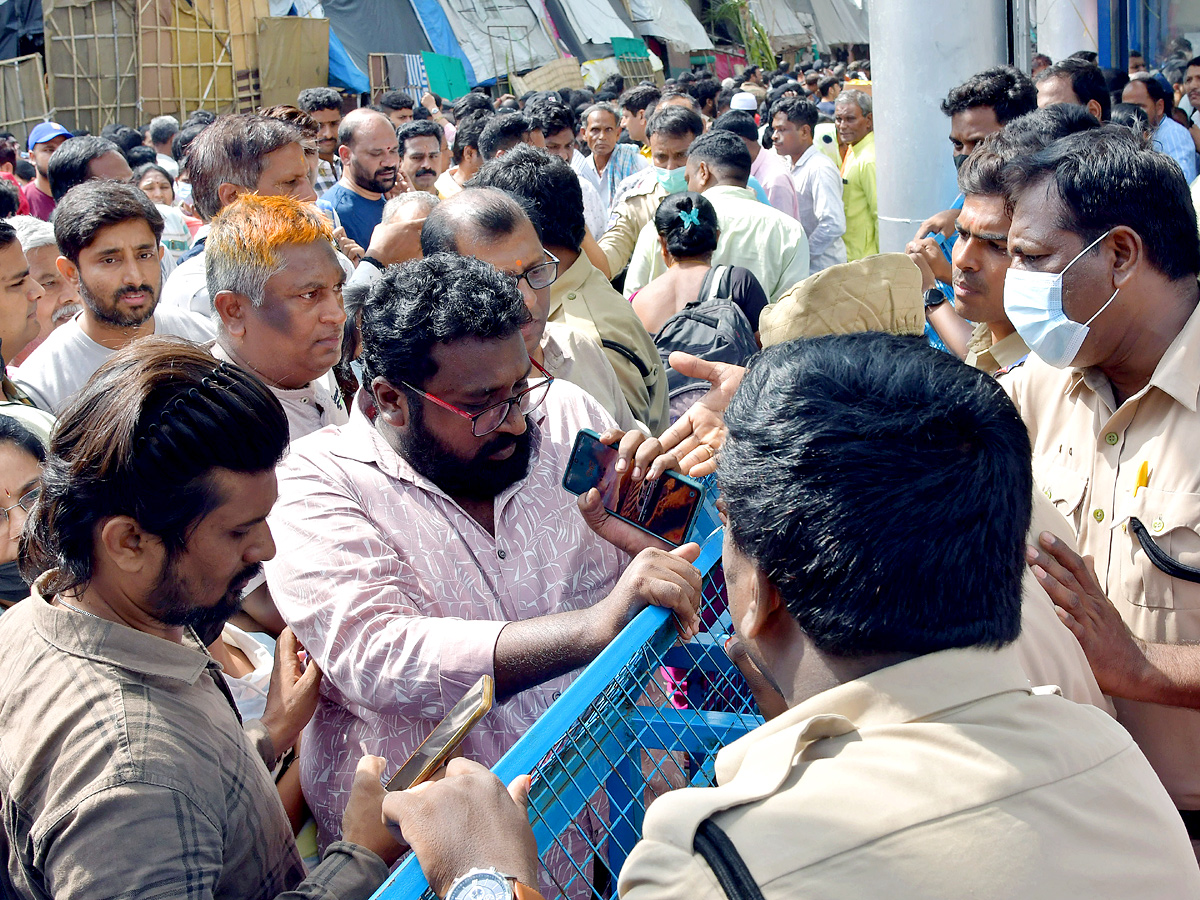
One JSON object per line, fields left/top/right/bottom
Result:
{"left": 1, "top": 38, "right": 1200, "bottom": 900}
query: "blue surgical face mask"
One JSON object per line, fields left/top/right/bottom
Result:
{"left": 1003, "top": 229, "right": 1118, "bottom": 369}
{"left": 655, "top": 165, "right": 688, "bottom": 195}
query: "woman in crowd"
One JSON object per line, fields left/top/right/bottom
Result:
{"left": 132, "top": 163, "right": 196, "bottom": 261}
{"left": 0, "top": 415, "right": 43, "bottom": 608}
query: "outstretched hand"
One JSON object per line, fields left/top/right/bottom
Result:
{"left": 657, "top": 354, "right": 745, "bottom": 478}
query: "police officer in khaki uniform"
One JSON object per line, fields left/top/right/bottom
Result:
{"left": 379, "top": 334, "right": 1198, "bottom": 899}
{"left": 1000, "top": 127, "right": 1200, "bottom": 842}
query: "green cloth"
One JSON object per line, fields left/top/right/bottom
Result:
{"left": 840, "top": 130, "right": 878, "bottom": 261}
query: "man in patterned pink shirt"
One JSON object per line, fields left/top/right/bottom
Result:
{"left": 265, "top": 252, "right": 702, "bottom": 849}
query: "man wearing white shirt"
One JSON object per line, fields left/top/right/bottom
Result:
{"left": 15, "top": 181, "right": 215, "bottom": 413}
{"left": 771, "top": 98, "right": 847, "bottom": 274}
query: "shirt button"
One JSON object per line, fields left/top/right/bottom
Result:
{"left": 567, "top": 292, "right": 577, "bottom": 300}
{"left": 1104, "top": 432, "right": 1119, "bottom": 445}
{"left": 1093, "top": 509, "right": 1105, "bottom": 522}
{"left": 497, "top": 549, "right": 506, "bottom": 559}
{"left": 1152, "top": 517, "right": 1165, "bottom": 533}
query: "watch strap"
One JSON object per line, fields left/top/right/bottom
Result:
{"left": 923, "top": 287, "right": 947, "bottom": 310}
{"left": 512, "top": 882, "right": 545, "bottom": 900}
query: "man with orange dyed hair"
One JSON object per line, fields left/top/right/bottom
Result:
{"left": 207, "top": 193, "right": 349, "bottom": 440}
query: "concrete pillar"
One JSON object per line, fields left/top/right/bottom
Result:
{"left": 1035, "top": 0, "right": 1099, "bottom": 63}
{"left": 868, "top": 0, "right": 1008, "bottom": 253}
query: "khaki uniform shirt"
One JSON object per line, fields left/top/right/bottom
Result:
{"left": 542, "top": 321, "right": 641, "bottom": 433}
{"left": 598, "top": 175, "right": 665, "bottom": 277}
{"left": 0, "top": 579, "right": 389, "bottom": 899}
{"left": 550, "top": 253, "right": 669, "bottom": 436}
{"left": 618, "top": 646, "right": 1199, "bottom": 899}
{"left": 965, "top": 321, "right": 1029, "bottom": 376}
{"left": 1004, "top": 300, "right": 1200, "bottom": 806}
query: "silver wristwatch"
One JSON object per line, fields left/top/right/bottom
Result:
{"left": 445, "top": 868, "right": 515, "bottom": 900}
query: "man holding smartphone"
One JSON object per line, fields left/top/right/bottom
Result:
{"left": 264, "top": 252, "right": 702, "bottom": 853}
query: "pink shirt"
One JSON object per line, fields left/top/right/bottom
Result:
{"left": 751, "top": 148, "right": 800, "bottom": 221}
{"left": 265, "top": 382, "right": 626, "bottom": 847}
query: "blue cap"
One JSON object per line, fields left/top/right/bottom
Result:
{"left": 27, "top": 122, "right": 72, "bottom": 151}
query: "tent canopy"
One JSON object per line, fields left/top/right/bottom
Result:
{"left": 628, "top": 0, "right": 713, "bottom": 51}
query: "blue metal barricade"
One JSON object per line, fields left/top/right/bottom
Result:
{"left": 374, "top": 501, "right": 762, "bottom": 900}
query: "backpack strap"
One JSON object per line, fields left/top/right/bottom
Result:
{"left": 689, "top": 265, "right": 732, "bottom": 310}
{"left": 692, "top": 818, "right": 767, "bottom": 900}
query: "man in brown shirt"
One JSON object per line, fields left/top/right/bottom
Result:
{"left": 1003, "top": 128, "right": 1200, "bottom": 838}
{"left": 0, "top": 338, "right": 400, "bottom": 898}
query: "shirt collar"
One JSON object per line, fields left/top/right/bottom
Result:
{"left": 793, "top": 144, "right": 821, "bottom": 171}
{"left": 1070, "top": 295, "right": 1200, "bottom": 411}
{"left": 30, "top": 573, "right": 215, "bottom": 685}
{"left": 714, "top": 645, "right": 1032, "bottom": 785}
{"left": 703, "top": 184, "right": 757, "bottom": 203}
{"left": 988, "top": 331, "right": 1030, "bottom": 369}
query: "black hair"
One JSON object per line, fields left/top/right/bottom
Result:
{"left": 712, "top": 110, "right": 759, "bottom": 143}
{"left": 1002, "top": 126, "right": 1199, "bottom": 281}
{"left": 1126, "top": 72, "right": 1174, "bottom": 115}
{"left": 686, "top": 129, "right": 751, "bottom": 184}
{"left": 296, "top": 87, "right": 343, "bottom": 113}
{"left": 23, "top": 337, "right": 288, "bottom": 596}
{"left": 470, "top": 145, "right": 584, "bottom": 253}
{"left": 721, "top": 333, "right": 1030, "bottom": 656}
{"left": 124, "top": 145, "right": 156, "bottom": 169}
{"left": 452, "top": 111, "right": 493, "bottom": 165}
{"left": 186, "top": 110, "right": 216, "bottom": 127}
{"left": 0, "top": 414, "right": 45, "bottom": 462}
{"left": 716, "top": 86, "right": 736, "bottom": 114}
{"left": 1110, "top": 102, "right": 1150, "bottom": 134}
{"left": 132, "top": 162, "right": 174, "bottom": 192}
{"left": 771, "top": 97, "right": 819, "bottom": 132}
{"left": 0, "top": 181, "right": 18, "bottom": 219}
{"left": 47, "top": 136, "right": 123, "bottom": 201}
{"left": 377, "top": 90, "right": 416, "bottom": 113}
{"left": 688, "top": 79, "right": 720, "bottom": 110}
{"left": 172, "top": 122, "right": 206, "bottom": 167}
{"left": 14, "top": 160, "right": 33, "bottom": 181}
{"left": 396, "top": 119, "right": 444, "bottom": 156}
{"left": 54, "top": 180, "right": 164, "bottom": 264}
{"left": 619, "top": 83, "right": 661, "bottom": 115}
{"left": 527, "top": 103, "right": 574, "bottom": 138}
{"left": 453, "top": 92, "right": 494, "bottom": 122}
{"left": 1035, "top": 58, "right": 1111, "bottom": 120}
{"left": 1069, "top": 50, "right": 1099, "bottom": 64}
{"left": 478, "top": 113, "right": 533, "bottom": 161}
{"left": 941, "top": 65, "right": 1038, "bottom": 124}
{"left": 817, "top": 76, "right": 839, "bottom": 97}
{"left": 654, "top": 191, "right": 718, "bottom": 259}
{"left": 420, "top": 186, "right": 529, "bottom": 256}
{"left": 645, "top": 105, "right": 705, "bottom": 141}
{"left": 359, "top": 253, "right": 530, "bottom": 392}
{"left": 108, "top": 127, "right": 144, "bottom": 155}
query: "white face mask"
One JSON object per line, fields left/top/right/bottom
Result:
{"left": 1003, "top": 229, "right": 1118, "bottom": 369}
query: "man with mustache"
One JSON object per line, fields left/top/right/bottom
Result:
{"left": 13, "top": 181, "right": 215, "bottom": 413}
{"left": 264, "top": 252, "right": 702, "bottom": 850}
{"left": 0, "top": 338, "right": 403, "bottom": 899}
{"left": 396, "top": 119, "right": 444, "bottom": 195}
{"left": 8, "top": 216, "right": 81, "bottom": 366}
{"left": 297, "top": 86, "right": 345, "bottom": 199}
{"left": 317, "top": 108, "right": 399, "bottom": 249}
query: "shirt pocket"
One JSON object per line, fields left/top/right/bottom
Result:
{"left": 1036, "top": 461, "right": 1088, "bottom": 529}
{"left": 1117, "top": 487, "right": 1200, "bottom": 612}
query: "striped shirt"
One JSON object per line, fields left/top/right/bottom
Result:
{"left": 0, "top": 580, "right": 389, "bottom": 899}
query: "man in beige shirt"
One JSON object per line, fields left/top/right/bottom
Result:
{"left": 1002, "top": 128, "right": 1200, "bottom": 836}
{"left": 466, "top": 146, "right": 670, "bottom": 435}
{"left": 381, "top": 333, "right": 1196, "bottom": 899}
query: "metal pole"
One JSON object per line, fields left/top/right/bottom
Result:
{"left": 869, "top": 0, "right": 1008, "bottom": 253}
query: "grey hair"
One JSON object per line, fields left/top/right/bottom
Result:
{"left": 582, "top": 102, "right": 621, "bottom": 127}
{"left": 148, "top": 115, "right": 180, "bottom": 145}
{"left": 8, "top": 215, "right": 57, "bottom": 252}
{"left": 836, "top": 89, "right": 872, "bottom": 117}
{"left": 187, "top": 115, "right": 303, "bottom": 221}
{"left": 205, "top": 250, "right": 283, "bottom": 312}
{"left": 382, "top": 191, "right": 439, "bottom": 224}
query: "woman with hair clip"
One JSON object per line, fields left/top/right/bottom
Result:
{"left": 630, "top": 191, "right": 768, "bottom": 338}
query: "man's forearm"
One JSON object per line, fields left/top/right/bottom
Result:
{"left": 1120, "top": 641, "right": 1200, "bottom": 708}
{"left": 493, "top": 605, "right": 611, "bottom": 701}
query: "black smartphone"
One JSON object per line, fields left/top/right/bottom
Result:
{"left": 383, "top": 675, "right": 494, "bottom": 791}
{"left": 561, "top": 428, "right": 703, "bottom": 546}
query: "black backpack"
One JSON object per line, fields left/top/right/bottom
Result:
{"left": 653, "top": 265, "right": 758, "bottom": 422}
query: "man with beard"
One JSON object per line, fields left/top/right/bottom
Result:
{"left": 318, "top": 108, "right": 399, "bottom": 248}
{"left": 14, "top": 181, "right": 215, "bottom": 413}
{"left": 396, "top": 119, "right": 444, "bottom": 195}
{"left": 21, "top": 121, "right": 70, "bottom": 221}
{"left": 297, "top": 86, "right": 344, "bottom": 198}
{"left": 0, "top": 338, "right": 403, "bottom": 899}
{"left": 264, "top": 252, "right": 703, "bottom": 850}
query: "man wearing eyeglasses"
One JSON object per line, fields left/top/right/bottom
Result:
{"left": 264, "top": 251, "right": 703, "bottom": 853}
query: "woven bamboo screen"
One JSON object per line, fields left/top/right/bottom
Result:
{"left": 44, "top": 0, "right": 139, "bottom": 133}
{"left": 0, "top": 55, "right": 51, "bottom": 146}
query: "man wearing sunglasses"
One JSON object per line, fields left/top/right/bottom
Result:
{"left": 265, "top": 251, "right": 702, "bottom": 852}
